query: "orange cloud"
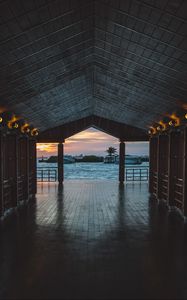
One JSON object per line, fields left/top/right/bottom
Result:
{"left": 37, "top": 128, "right": 118, "bottom": 156}
{"left": 37, "top": 128, "right": 149, "bottom": 157}
{"left": 37, "top": 143, "right": 58, "bottom": 156}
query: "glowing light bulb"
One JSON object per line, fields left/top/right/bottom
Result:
{"left": 21, "top": 124, "right": 30, "bottom": 133}
{"left": 169, "top": 120, "right": 176, "bottom": 126}
{"left": 13, "top": 122, "right": 18, "bottom": 128}
{"left": 31, "top": 128, "right": 38, "bottom": 136}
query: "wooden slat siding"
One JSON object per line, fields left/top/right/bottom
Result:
{"left": 3, "top": 134, "right": 17, "bottom": 211}
{"left": 28, "top": 139, "right": 37, "bottom": 195}
{"left": 18, "top": 137, "right": 29, "bottom": 203}
{"left": 0, "top": 130, "right": 3, "bottom": 217}
{"left": 149, "top": 136, "right": 158, "bottom": 197}
{"left": 184, "top": 128, "right": 187, "bottom": 216}
{"left": 157, "top": 134, "right": 169, "bottom": 203}
{"left": 0, "top": 129, "right": 37, "bottom": 220}
{"left": 168, "top": 130, "right": 184, "bottom": 212}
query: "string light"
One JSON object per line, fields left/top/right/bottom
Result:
{"left": 157, "top": 125, "right": 162, "bottom": 131}
{"left": 148, "top": 127, "right": 156, "bottom": 135}
{"left": 21, "top": 124, "right": 30, "bottom": 133}
{"left": 31, "top": 128, "right": 39, "bottom": 136}
{"left": 7, "top": 115, "right": 19, "bottom": 129}
{"left": 12, "top": 122, "right": 19, "bottom": 129}
{"left": 168, "top": 119, "right": 177, "bottom": 127}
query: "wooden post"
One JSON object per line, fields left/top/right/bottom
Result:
{"left": 183, "top": 127, "right": 187, "bottom": 216}
{"left": 33, "top": 140, "right": 37, "bottom": 194}
{"left": 157, "top": 134, "right": 161, "bottom": 199}
{"left": 149, "top": 137, "right": 153, "bottom": 193}
{"left": 0, "top": 131, "right": 3, "bottom": 216}
{"left": 157, "top": 134, "right": 169, "bottom": 204}
{"left": 14, "top": 134, "right": 18, "bottom": 207}
{"left": 168, "top": 130, "right": 184, "bottom": 211}
{"left": 28, "top": 138, "right": 37, "bottom": 196}
{"left": 119, "top": 140, "right": 125, "bottom": 183}
{"left": 58, "top": 141, "right": 64, "bottom": 184}
{"left": 149, "top": 136, "right": 158, "bottom": 195}
{"left": 26, "top": 136, "right": 29, "bottom": 201}
{"left": 168, "top": 131, "right": 174, "bottom": 207}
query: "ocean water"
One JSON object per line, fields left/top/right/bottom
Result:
{"left": 37, "top": 160, "right": 149, "bottom": 180}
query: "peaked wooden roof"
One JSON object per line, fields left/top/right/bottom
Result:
{"left": 0, "top": 0, "right": 187, "bottom": 139}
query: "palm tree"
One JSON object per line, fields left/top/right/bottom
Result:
{"left": 106, "top": 147, "right": 117, "bottom": 156}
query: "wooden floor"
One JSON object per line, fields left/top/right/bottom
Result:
{"left": 0, "top": 180, "right": 187, "bottom": 299}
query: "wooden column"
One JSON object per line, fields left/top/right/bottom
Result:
{"left": 149, "top": 137, "right": 153, "bottom": 193}
{"left": 28, "top": 138, "right": 36, "bottom": 197}
{"left": 34, "top": 141, "right": 37, "bottom": 194}
{"left": 18, "top": 136, "right": 29, "bottom": 203}
{"left": 149, "top": 136, "right": 158, "bottom": 196}
{"left": 157, "top": 134, "right": 169, "bottom": 203}
{"left": 58, "top": 141, "right": 64, "bottom": 184}
{"left": 168, "top": 130, "right": 184, "bottom": 211}
{"left": 0, "top": 131, "right": 3, "bottom": 217}
{"left": 183, "top": 127, "right": 187, "bottom": 217}
{"left": 119, "top": 140, "right": 125, "bottom": 183}
{"left": 15, "top": 134, "right": 19, "bottom": 207}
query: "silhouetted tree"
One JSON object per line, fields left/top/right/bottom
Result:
{"left": 106, "top": 147, "right": 117, "bottom": 156}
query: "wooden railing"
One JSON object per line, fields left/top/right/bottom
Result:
{"left": 125, "top": 168, "right": 149, "bottom": 181}
{"left": 37, "top": 167, "right": 149, "bottom": 182}
{"left": 37, "top": 167, "right": 57, "bottom": 182}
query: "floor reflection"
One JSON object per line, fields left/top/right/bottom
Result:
{"left": 0, "top": 180, "right": 187, "bottom": 299}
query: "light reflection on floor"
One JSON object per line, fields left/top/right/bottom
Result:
{"left": 0, "top": 180, "right": 187, "bottom": 299}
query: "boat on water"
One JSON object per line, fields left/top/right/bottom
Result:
{"left": 38, "top": 156, "right": 48, "bottom": 162}
{"left": 38, "top": 155, "right": 75, "bottom": 164}
{"left": 104, "top": 155, "right": 142, "bottom": 165}
{"left": 63, "top": 155, "right": 75, "bottom": 164}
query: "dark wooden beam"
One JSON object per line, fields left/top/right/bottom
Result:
{"left": 37, "top": 115, "right": 148, "bottom": 143}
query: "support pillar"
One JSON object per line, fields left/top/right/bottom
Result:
{"left": 119, "top": 140, "right": 125, "bottom": 183}
{"left": 58, "top": 141, "right": 64, "bottom": 184}
{"left": 14, "top": 135, "right": 18, "bottom": 206}
{"left": 0, "top": 131, "right": 3, "bottom": 216}
{"left": 168, "top": 131, "right": 176, "bottom": 207}
{"left": 149, "top": 137, "right": 153, "bottom": 193}
{"left": 183, "top": 127, "right": 187, "bottom": 216}
{"left": 149, "top": 136, "right": 158, "bottom": 197}
{"left": 33, "top": 140, "right": 37, "bottom": 194}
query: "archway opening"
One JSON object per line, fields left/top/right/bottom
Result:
{"left": 36, "top": 127, "right": 149, "bottom": 181}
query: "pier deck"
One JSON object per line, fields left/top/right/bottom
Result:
{"left": 0, "top": 180, "right": 187, "bottom": 299}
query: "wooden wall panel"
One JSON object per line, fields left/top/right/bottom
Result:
{"left": 0, "top": 131, "right": 3, "bottom": 217}
{"left": 183, "top": 128, "right": 187, "bottom": 216}
{"left": 157, "top": 135, "right": 169, "bottom": 203}
{"left": 3, "top": 134, "right": 17, "bottom": 211}
{"left": 168, "top": 130, "right": 185, "bottom": 211}
{"left": 18, "top": 137, "right": 29, "bottom": 203}
{"left": 0, "top": 130, "right": 36, "bottom": 220}
{"left": 149, "top": 136, "right": 158, "bottom": 197}
{"left": 29, "top": 139, "right": 36, "bottom": 195}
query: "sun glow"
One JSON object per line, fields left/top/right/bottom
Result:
{"left": 37, "top": 128, "right": 118, "bottom": 156}
{"left": 37, "top": 128, "right": 149, "bottom": 157}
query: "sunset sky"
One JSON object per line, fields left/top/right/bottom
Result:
{"left": 37, "top": 127, "right": 149, "bottom": 157}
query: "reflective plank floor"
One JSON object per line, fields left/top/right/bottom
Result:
{"left": 0, "top": 180, "right": 187, "bottom": 299}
